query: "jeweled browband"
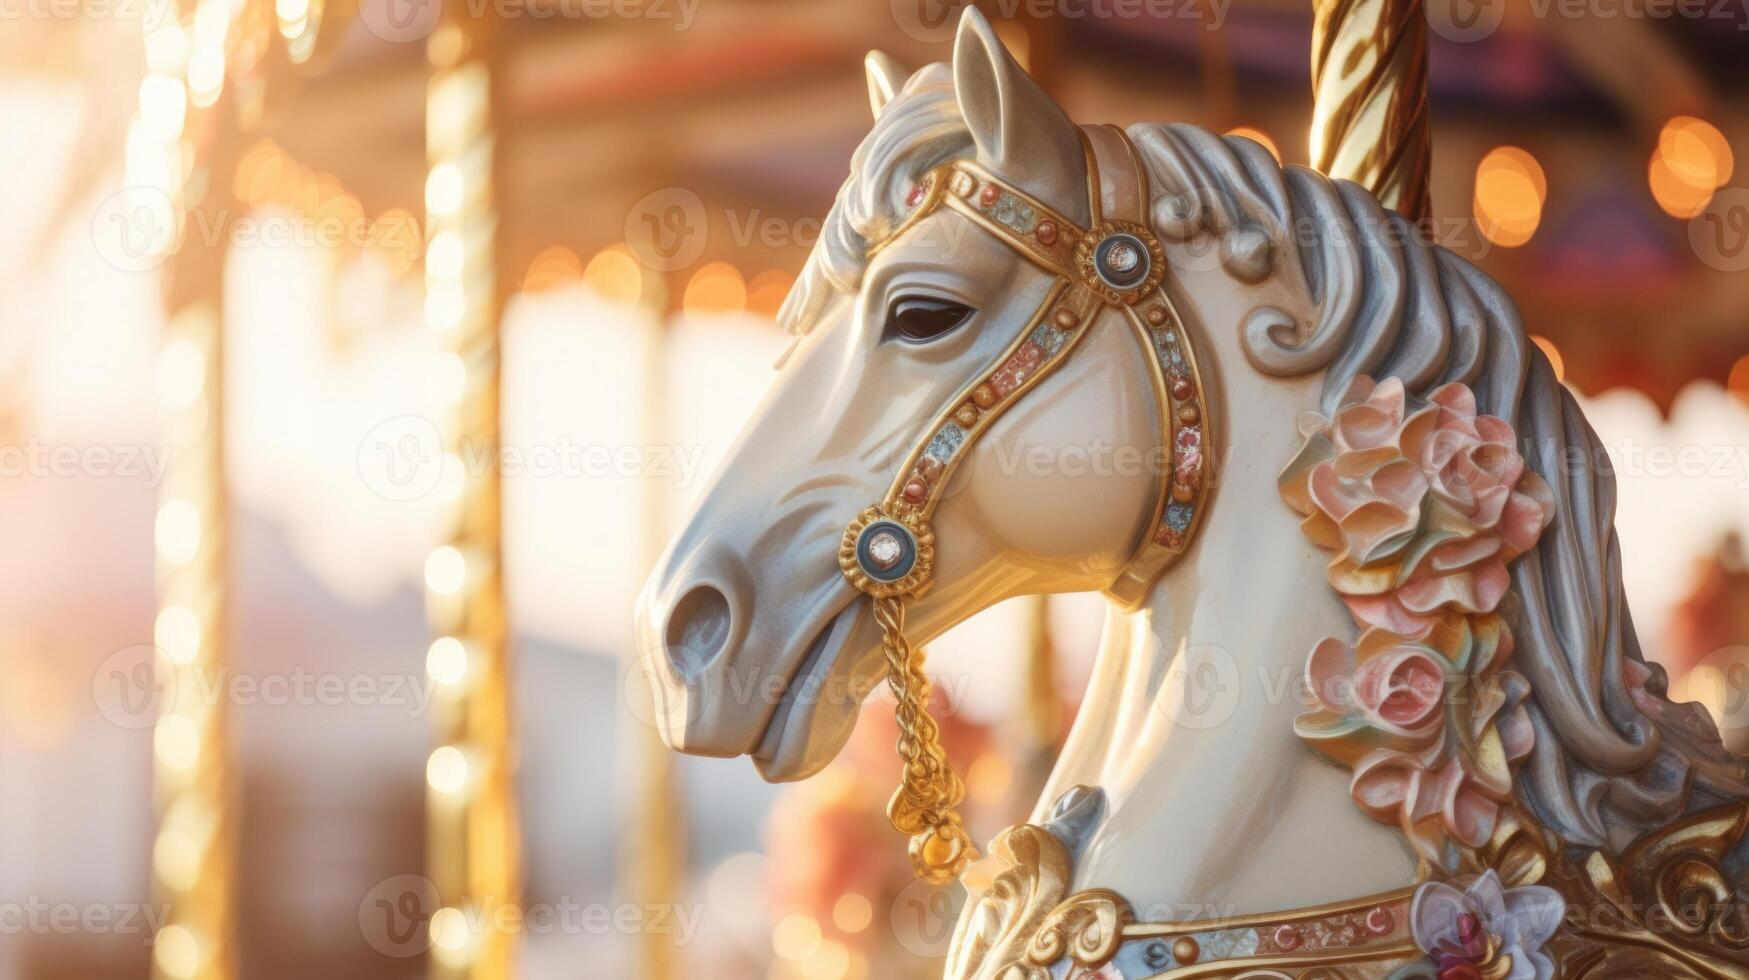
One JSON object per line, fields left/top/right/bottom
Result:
{"left": 837, "top": 125, "right": 1217, "bottom": 883}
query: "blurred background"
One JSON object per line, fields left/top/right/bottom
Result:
{"left": 2, "top": 1, "right": 1749, "bottom": 978}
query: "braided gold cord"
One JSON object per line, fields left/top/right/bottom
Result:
{"left": 873, "top": 596, "right": 977, "bottom": 883}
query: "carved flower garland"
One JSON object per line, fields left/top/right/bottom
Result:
{"left": 1281, "top": 377, "right": 1555, "bottom": 866}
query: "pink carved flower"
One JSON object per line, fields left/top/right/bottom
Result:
{"left": 1282, "top": 378, "right": 1555, "bottom": 636}
{"left": 1411, "top": 871, "right": 1565, "bottom": 980}
{"left": 1298, "top": 619, "right": 1535, "bottom": 858}
{"left": 1301, "top": 631, "right": 1448, "bottom": 753}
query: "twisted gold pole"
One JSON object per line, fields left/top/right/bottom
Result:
{"left": 423, "top": 10, "right": 518, "bottom": 980}
{"left": 147, "top": 5, "right": 242, "bottom": 978}
{"left": 1309, "top": 0, "right": 1433, "bottom": 223}
{"left": 874, "top": 596, "right": 977, "bottom": 884}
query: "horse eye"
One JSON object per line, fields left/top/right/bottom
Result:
{"left": 888, "top": 296, "right": 973, "bottom": 343}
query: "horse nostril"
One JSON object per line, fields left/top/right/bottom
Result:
{"left": 664, "top": 584, "right": 731, "bottom": 679}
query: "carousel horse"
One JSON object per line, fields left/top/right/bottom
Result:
{"left": 635, "top": 9, "right": 1749, "bottom": 977}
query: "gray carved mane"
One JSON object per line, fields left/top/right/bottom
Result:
{"left": 779, "top": 62, "right": 1749, "bottom": 855}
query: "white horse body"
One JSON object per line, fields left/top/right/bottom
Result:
{"left": 637, "top": 8, "right": 1749, "bottom": 976}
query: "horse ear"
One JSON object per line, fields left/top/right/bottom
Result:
{"left": 951, "top": 8, "right": 1087, "bottom": 222}
{"left": 865, "top": 51, "right": 907, "bottom": 119}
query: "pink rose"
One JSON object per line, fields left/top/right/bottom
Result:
{"left": 1283, "top": 378, "right": 1556, "bottom": 636}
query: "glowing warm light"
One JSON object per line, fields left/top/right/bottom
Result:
{"left": 427, "top": 229, "right": 464, "bottom": 280}
{"left": 155, "top": 605, "right": 202, "bottom": 665}
{"left": 1529, "top": 335, "right": 1564, "bottom": 384}
{"left": 425, "top": 546, "right": 465, "bottom": 594}
{"left": 683, "top": 261, "right": 747, "bottom": 318}
{"left": 802, "top": 938, "right": 852, "bottom": 979}
{"left": 744, "top": 268, "right": 795, "bottom": 319}
{"left": 1649, "top": 154, "right": 1715, "bottom": 219}
{"left": 154, "top": 825, "right": 202, "bottom": 892}
{"left": 425, "top": 282, "right": 465, "bottom": 332}
{"left": 426, "top": 163, "right": 464, "bottom": 216}
{"left": 966, "top": 751, "right": 1014, "bottom": 804}
{"left": 153, "top": 924, "right": 201, "bottom": 980}
{"left": 158, "top": 339, "right": 206, "bottom": 411}
{"left": 186, "top": 47, "right": 226, "bottom": 108}
{"left": 772, "top": 913, "right": 822, "bottom": 960}
{"left": 582, "top": 246, "right": 646, "bottom": 306}
{"left": 1227, "top": 126, "right": 1281, "bottom": 163}
{"left": 427, "top": 636, "right": 468, "bottom": 686}
{"left": 277, "top": 0, "right": 309, "bottom": 25}
{"left": 138, "top": 75, "right": 188, "bottom": 144}
{"left": 1729, "top": 355, "right": 1749, "bottom": 407}
{"left": 522, "top": 245, "right": 584, "bottom": 292}
{"left": 430, "top": 351, "right": 467, "bottom": 406}
{"left": 156, "top": 499, "right": 202, "bottom": 564}
{"left": 155, "top": 715, "right": 201, "bottom": 771}
{"left": 831, "top": 893, "right": 873, "bottom": 934}
{"left": 430, "top": 906, "right": 471, "bottom": 952}
{"left": 426, "top": 745, "right": 469, "bottom": 794}
{"left": 1660, "top": 116, "right": 1732, "bottom": 189}
{"left": 1473, "top": 146, "right": 1546, "bottom": 248}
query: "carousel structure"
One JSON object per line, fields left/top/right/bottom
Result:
{"left": 14, "top": 0, "right": 1747, "bottom": 978}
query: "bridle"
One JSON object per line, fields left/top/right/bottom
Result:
{"left": 837, "top": 125, "right": 1218, "bottom": 883}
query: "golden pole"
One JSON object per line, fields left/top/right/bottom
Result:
{"left": 1309, "top": 0, "right": 1433, "bottom": 222}
{"left": 145, "top": 4, "right": 244, "bottom": 978}
{"left": 626, "top": 279, "right": 685, "bottom": 980}
{"left": 423, "top": 6, "right": 519, "bottom": 979}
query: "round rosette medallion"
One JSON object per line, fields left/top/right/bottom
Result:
{"left": 1074, "top": 220, "right": 1165, "bottom": 306}
{"left": 839, "top": 505, "right": 935, "bottom": 598}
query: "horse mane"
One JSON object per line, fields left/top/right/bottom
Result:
{"left": 777, "top": 61, "right": 1749, "bottom": 855}
{"left": 1131, "top": 120, "right": 1749, "bottom": 853}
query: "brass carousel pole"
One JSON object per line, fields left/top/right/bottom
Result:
{"left": 1309, "top": 0, "right": 1433, "bottom": 222}
{"left": 423, "top": 5, "right": 519, "bottom": 979}
{"left": 623, "top": 269, "right": 684, "bottom": 980}
{"left": 145, "top": 4, "right": 246, "bottom": 977}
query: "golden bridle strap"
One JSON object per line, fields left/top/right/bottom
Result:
{"left": 839, "top": 125, "right": 1217, "bottom": 883}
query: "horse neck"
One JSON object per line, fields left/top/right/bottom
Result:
{"left": 1028, "top": 297, "right": 1420, "bottom": 917}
